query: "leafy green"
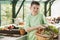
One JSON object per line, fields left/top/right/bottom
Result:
{"left": 48, "top": 25, "right": 58, "bottom": 34}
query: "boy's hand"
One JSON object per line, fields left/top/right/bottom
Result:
{"left": 36, "top": 25, "right": 48, "bottom": 31}
{"left": 37, "top": 25, "right": 45, "bottom": 29}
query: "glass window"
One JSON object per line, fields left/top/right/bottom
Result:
{"left": 51, "top": 0, "right": 60, "bottom": 18}
{"left": 16, "top": 0, "right": 23, "bottom": 19}
{"left": 1, "top": 3, "right": 12, "bottom": 26}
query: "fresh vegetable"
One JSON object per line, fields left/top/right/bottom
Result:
{"left": 48, "top": 25, "right": 58, "bottom": 34}
{"left": 36, "top": 24, "right": 58, "bottom": 39}
{"left": 0, "top": 28, "right": 2, "bottom": 30}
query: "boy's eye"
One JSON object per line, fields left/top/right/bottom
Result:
{"left": 33, "top": 7, "right": 39, "bottom": 9}
{"left": 37, "top": 8, "right": 39, "bottom": 9}
{"left": 33, "top": 7, "right": 39, "bottom": 10}
{"left": 34, "top": 7, "right": 35, "bottom": 9}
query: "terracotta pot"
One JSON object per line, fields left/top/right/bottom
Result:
{"left": 19, "top": 29, "right": 26, "bottom": 35}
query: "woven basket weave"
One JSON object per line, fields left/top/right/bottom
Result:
{"left": 36, "top": 33, "right": 53, "bottom": 40}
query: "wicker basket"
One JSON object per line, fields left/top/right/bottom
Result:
{"left": 35, "top": 28, "right": 54, "bottom": 40}
{"left": 35, "top": 26, "right": 58, "bottom": 40}
{"left": 36, "top": 33, "right": 53, "bottom": 40}
{"left": 36, "top": 35, "right": 49, "bottom": 40}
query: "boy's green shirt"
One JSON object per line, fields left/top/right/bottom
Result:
{"left": 24, "top": 13, "right": 47, "bottom": 40}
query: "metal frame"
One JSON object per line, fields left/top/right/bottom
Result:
{"left": 49, "top": 2, "right": 51, "bottom": 16}
{"left": 0, "top": 3, "right": 1, "bottom": 26}
{"left": 0, "top": 0, "right": 13, "bottom": 1}
{"left": 44, "top": 0, "right": 55, "bottom": 16}
{"left": 44, "top": 2, "right": 47, "bottom": 16}
{"left": 12, "top": 0, "right": 25, "bottom": 23}
{"left": 15, "top": 0, "right": 25, "bottom": 18}
{"left": 12, "top": 0, "right": 18, "bottom": 23}
{"left": 23, "top": 2, "right": 24, "bottom": 21}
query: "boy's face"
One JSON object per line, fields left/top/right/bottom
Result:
{"left": 30, "top": 4, "right": 40, "bottom": 15}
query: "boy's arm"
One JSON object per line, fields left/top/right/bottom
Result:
{"left": 24, "top": 14, "right": 47, "bottom": 32}
{"left": 24, "top": 16, "right": 42, "bottom": 32}
{"left": 24, "top": 17, "right": 44, "bottom": 32}
{"left": 25, "top": 25, "right": 44, "bottom": 32}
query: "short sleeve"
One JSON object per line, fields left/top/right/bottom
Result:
{"left": 24, "top": 15, "right": 30, "bottom": 31}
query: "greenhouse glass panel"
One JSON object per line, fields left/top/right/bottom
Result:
{"left": 16, "top": 0, "right": 23, "bottom": 18}
{"left": 16, "top": 0, "right": 22, "bottom": 13}
{"left": 26, "top": 0, "right": 40, "bottom": 1}
{"left": 1, "top": 4, "right": 12, "bottom": 26}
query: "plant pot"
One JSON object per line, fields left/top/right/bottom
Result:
{"left": 19, "top": 29, "right": 26, "bottom": 35}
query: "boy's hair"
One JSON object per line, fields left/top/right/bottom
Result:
{"left": 31, "top": 1, "right": 40, "bottom": 6}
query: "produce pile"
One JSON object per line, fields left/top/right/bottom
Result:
{"left": 36, "top": 25, "right": 58, "bottom": 39}
{"left": 0, "top": 25, "right": 27, "bottom": 36}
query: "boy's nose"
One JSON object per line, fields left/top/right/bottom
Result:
{"left": 34, "top": 9, "right": 38, "bottom": 12}
{"left": 34, "top": 9, "right": 37, "bottom": 11}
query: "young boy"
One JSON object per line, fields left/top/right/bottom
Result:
{"left": 24, "top": 1, "right": 47, "bottom": 40}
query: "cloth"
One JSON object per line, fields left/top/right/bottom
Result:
{"left": 24, "top": 13, "right": 47, "bottom": 40}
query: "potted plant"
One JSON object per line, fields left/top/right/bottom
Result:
{"left": 19, "top": 27, "right": 26, "bottom": 35}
